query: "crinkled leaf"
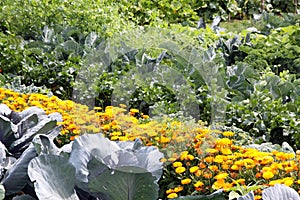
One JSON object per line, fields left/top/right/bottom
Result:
{"left": 0, "top": 104, "right": 11, "bottom": 118}
{"left": 15, "top": 114, "right": 38, "bottom": 138}
{"left": 48, "top": 112, "right": 63, "bottom": 122}
{"left": 9, "top": 118, "right": 57, "bottom": 154}
{"left": 13, "top": 107, "right": 46, "bottom": 124}
{"left": 262, "top": 184, "right": 300, "bottom": 200}
{"left": 2, "top": 145, "right": 37, "bottom": 195}
{"left": 0, "top": 115, "right": 17, "bottom": 147}
{"left": 88, "top": 164, "right": 158, "bottom": 200}
{"left": 28, "top": 154, "right": 79, "bottom": 200}
{"left": 12, "top": 194, "right": 36, "bottom": 200}
{"left": 32, "top": 134, "right": 60, "bottom": 156}
{"left": 135, "top": 146, "right": 164, "bottom": 180}
{"left": 116, "top": 140, "right": 163, "bottom": 180}
{"left": 69, "top": 134, "right": 120, "bottom": 184}
{"left": 0, "top": 142, "right": 6, "bottom": 165}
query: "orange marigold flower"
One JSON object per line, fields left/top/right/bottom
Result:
{"left": 209, "top": 165, "right": 218, "bottom": 171}
{"left": 203, "top": 172, "right": 213, "bottom": 179}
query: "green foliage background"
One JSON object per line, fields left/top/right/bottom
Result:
{"left": 0, "top": 0, "right": 299, "bottom": 149}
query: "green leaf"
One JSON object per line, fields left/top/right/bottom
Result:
{"left": 262, "top": 184, "right": 300, "bottom": 200}
{"left": 28, "top": 154, "right": 79, "bottom": 200}
{"left": 88, "top": 163, "right": 159, "bottom": 200}
{"left": 0, "top": 115, "right": 16, "bottom": 147}
{"left": 2, "top": 145, "right": 37, "bottom": 195}
{"left": 9, "top": 118, "right": 57, "bottom": 154}
{"left": 229, "top": 191, "right": 241, "bottom": 200}
{"left": 12, "top": 194, "right": 36, "bottom": 200}
{"left": 0, "top": 184, "right": 5, "bottom": 200}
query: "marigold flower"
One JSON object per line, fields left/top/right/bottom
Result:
{"left": 166, "top": 188, "right": 174, "bottom": 194}
{"left": 222, "top": 131, "right": 234, "bottom": 137}
{"left": 214, "top": 172, "right": 229, "bottom": 180}
{"left": 174, "top": 186, "right": 184, "bottom": 193}
{"left": 189, "top": 166, "right": 199, "bottom": 173}
{"left": 204, "top": 156, "right": 214, "bottom": 163}
{"left": 194, "top": 181, "right": 204, "bottom": 188}
{"left": 181, "top": 178, "right": 192, "bottom": 185}
{"left": 167, "top": 193, "right": 178, "bottom": 199}
{"left": 209, "top": 165, "right": 218, "bottom": 171}
{"left": 203, "top": 172, "right": 213, "bottom": 179}
{"left": 173, "top": 162, "right": 183, "bottom": 168}
{"left": 230, "top": 165, "right": 239, "bottom": 171}
{"left": 175, "top": 167, "right": 186, "bottom": 174}
{"left": 262, "top": 171, "right": 274, "bottom": 180}
{"left": 206, "top": 148, "right": 219, "bottom": 154}
{"left": 221, "top": 148, "right": 232, "bottom": 155}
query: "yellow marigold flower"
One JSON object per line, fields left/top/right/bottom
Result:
{"left": 283, "top": 178, "right": 294, "bottom": 187}
{"left": 230, "top": 165, "right": 239, "bottom": 171}
{"left": 175, "top": 167, "right": 186, "bottom": 174}
{"left": 102, "top": 124, "right": 111, "bottom": 131}
{"left": 204, "top": 156, "right": 214, "bottom": 163}
{"left": 173, "top": 162, "right": 183, "bottom": 168}
{"left": 142, "top": 114, "right": 149, "bottom": 119}
{"left": 296, "top": 180, "right": 300, "bottom": 184}
{"left": 186, "top": 154, "right": 194, "bottom": 161}
{"left": 209, "top": 165, "right": 218, "bottom": 171}
{"left": 214, "top": 173, "right": 228, "bottom": 180}
{"left": 94, "top": 106, "right": 102, "bottom": 110}
{"left": 166, "top": 188, "right": 174, "bottom": 194}
{"left": 216, "top": 138, "right": 232, "bottom": 146}
{"left": 180, "top": 151, "right": 189, "bottom": 160}
{"left": 254, "top": 196, "right": 262, "bottom": 200}
{"left": 212, "top": 179, "right": 225, "bottom": 190}
{"left": 269, "top": 180, "right": 282, "bottom": 186}
{"left": 222, "top": 131, "right": 234, "bottom": 137}
{"left": 221, "top": 164, "right": 229, "bottom": 170}
{"left": 110, "top": 136, "right": 119, "bottom": 141}
{"left": 189, "top": 166, "right": 199, "bottom": 173}
{"left": 174, "top": 186, "right": 184, "bottom": 193}
{"left": 130, "top": 108, "right": 139, "bottom": 113}
{"left": 168, "top": 157, "right": 177, "bottom": 162}
{"left": 262, "top": 171, "right": 274, "bottom": 180}
{"left": 221, "top": 148, "right": 232, "bottom": 155}
{"left": 181, "top": 178, "right": 192, "bottom": 185}
{"left": 194, "top": 181, "right": 204, "bottom": 188}
{"left": 206, "top": 148, "right": 219, "bottom": 154}
{"left": 167, "top": 193, "right": 178, "bottom": 199}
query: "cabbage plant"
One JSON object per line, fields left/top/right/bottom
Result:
{"left": 0, "top": 104, "right": 62, "bottom": 196}
{"left": 238, "top": 184, "right": 300, "bottom": 200}
{"left": 27, "top": 133, "right": 164, "bottom": 200}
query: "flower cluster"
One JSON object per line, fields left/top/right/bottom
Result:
{"left": 162, "top": 129, "right": 300, "bottom": 199}
{"left": 1, "top": 88, "right": 300, "bottom": 199}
